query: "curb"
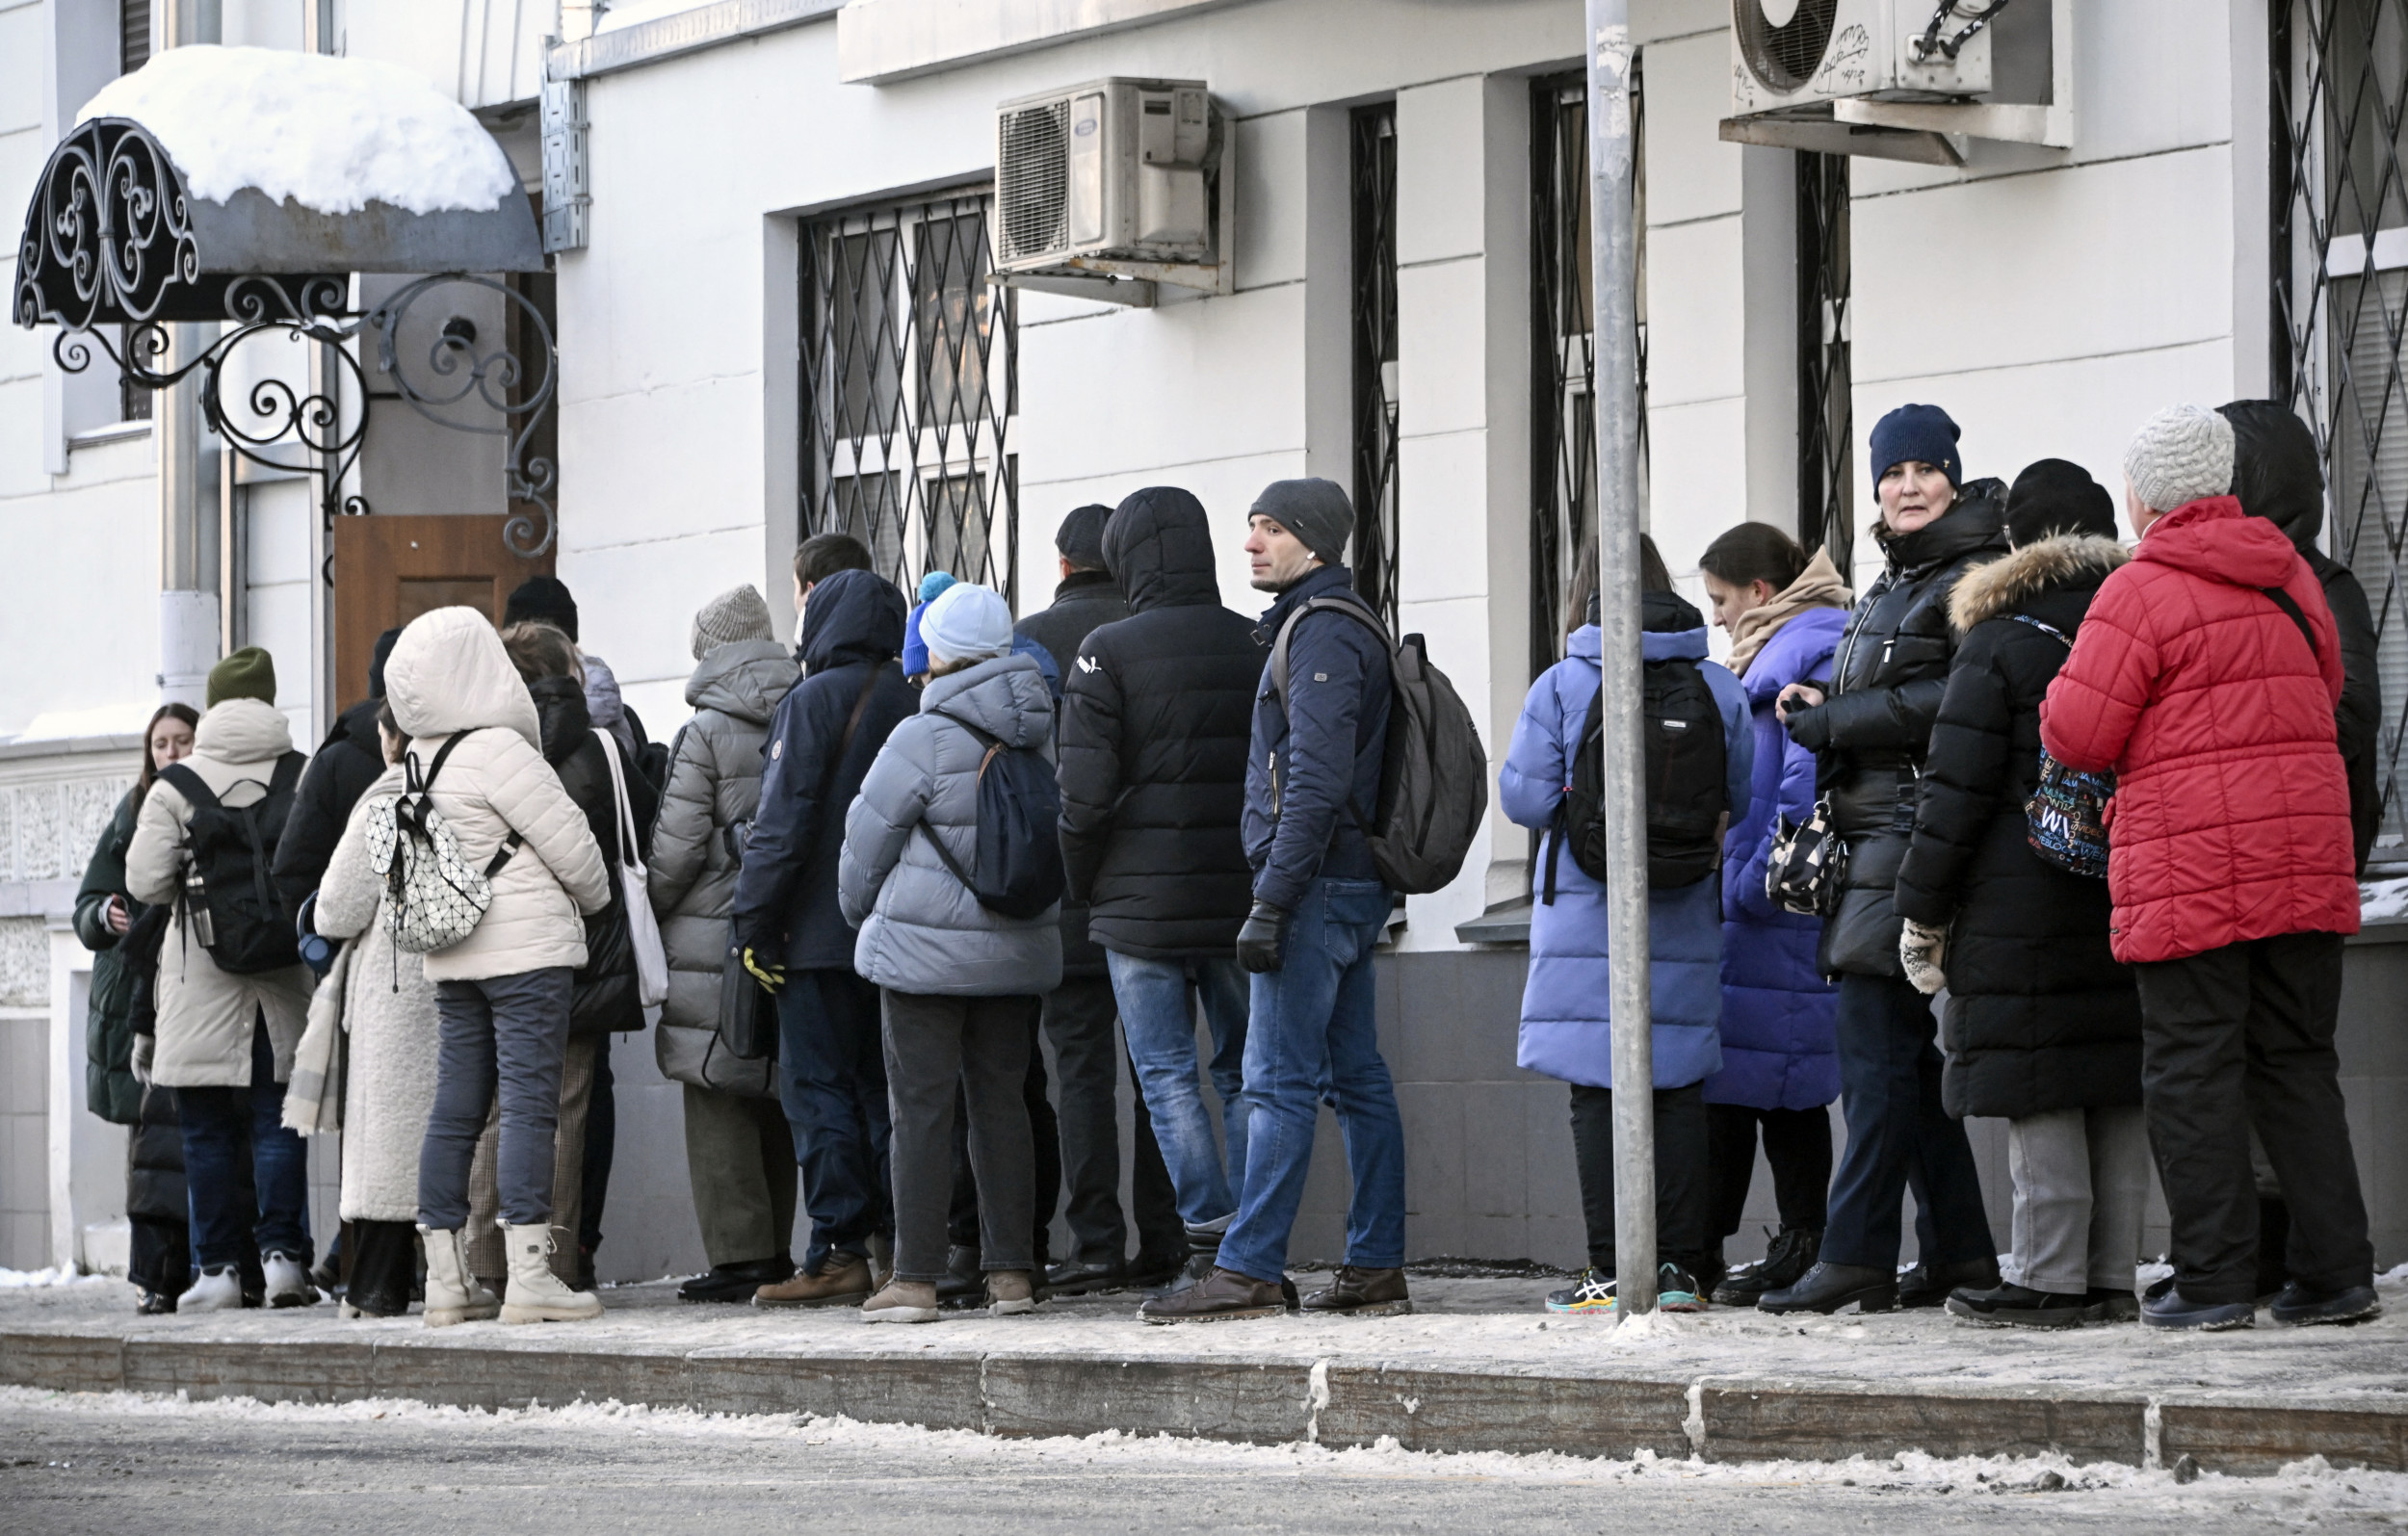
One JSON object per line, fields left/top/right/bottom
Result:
{"left": 5, "top": 1327, "right": 2400, "bottom": 1475}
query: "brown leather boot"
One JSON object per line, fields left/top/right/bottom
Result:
{"left": 1138, "top": 1266, "right": 1290, "bottom": 1324}
{"left": 1300, "top": 1265, "right": 1412, "bottom": 1317}
{"left": 754, "top": 1252, "right": 873, "bottom": 1310}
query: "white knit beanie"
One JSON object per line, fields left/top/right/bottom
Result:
{"left": 690, "top": 584, "right": 775, "bottom": 660}
{"left": 2123, "top": 404, "right": 2236, "bottom": 515}
{"left": 921, "top": 583, "right": 1013, "bottom": 665}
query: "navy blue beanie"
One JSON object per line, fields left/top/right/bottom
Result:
{"left": 1869, "top": 404, "right": 1963, "bottom": 489}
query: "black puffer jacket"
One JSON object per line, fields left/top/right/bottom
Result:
{"left": 126, "top": 1081, "right": 187, "bottom": 1224}
{"left": 1893, "top": 534, "right": 2142, "bottom": 1118}
{"left": 1059, "top": 487, "right": 1264, "bottom": 959}
{"left": 2221, "top": 401, "right": 2384, "bottom": 872}
{"left": 72, "top": 791, "right": 144, "bottom": 1126}
{"left": 1784, "top": 481, "right": 2008, "bottom": 976}
{"left": 271, "top": 695, "right": 387, "bottom": 921}
{"left": 532, "top": 675, "right": 658, "bottom": 1034}
{"left": 1014, "top": 569, "right": 1131, "bottom": 976}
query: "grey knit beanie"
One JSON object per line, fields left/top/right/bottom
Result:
{"left": 2124, "top": 404, "right": 2237, "bottom": 515}
{"left": 1248, "top": 478, "right": 1354, "bottom": 566}
{"left": 690, "top": 584, "right": 775, "bottom": 660}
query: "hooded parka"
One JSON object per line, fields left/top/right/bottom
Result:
{"left": 124, "top": 699, "right": 316, "bottom": 1087}
{"left": 2040, "top": 497, "right": 2358, "bottom": 964}
{"left": 1892, "top": 534, "right": 2144, "bottom": 1118}
{"left": 840, "top": 652, "right": 1063, "bottom": 996}
{"left": 380, "top": 607, "right": 614, "bottom": 980}
{"left": 1501, "top": 592, "right": 1754, "bottom": 1091}
{"left": 650, "top": 638, "right": 798, "bottom": 1093}
{"left": 73, "top": 790, "right": 147, "bottom": 1124}
{"left": 1057, "top": 487, "right": 1263, "bottom": 959}
{"left": 1014, "top": 568, "right": 1129, "bottom": 976}
{"left": 1782, "top": 481, "right": 2010, "bottom": 976}
{"left": 271, "top": 695, "right": 386, "bottom": 921}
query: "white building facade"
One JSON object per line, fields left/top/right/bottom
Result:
{"left": 6, "top": 0, "right": 2406, "bottom": 1278}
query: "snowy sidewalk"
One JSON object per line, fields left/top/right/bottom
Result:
{"left": 4, "top": 1268, "right": 2404, "bottom": 1475}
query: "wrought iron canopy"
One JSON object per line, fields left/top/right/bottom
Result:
{"left": 13, "top": 117, "right": 542, "bottom": 331}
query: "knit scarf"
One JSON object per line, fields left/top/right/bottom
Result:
{"left": 1724, "top": 547, "right": 1853, "bottom": 677}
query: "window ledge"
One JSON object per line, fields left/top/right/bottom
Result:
{"left": 68, "top": 420, "right": 153, "bottom": 450}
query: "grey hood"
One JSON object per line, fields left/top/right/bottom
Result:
{"left": 922, "top": 652, "right": 1053, "bottom": 748}
{"left": 687, "top": 638, "right": 797, "bottom": 726}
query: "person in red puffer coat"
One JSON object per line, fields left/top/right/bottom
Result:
{"left": 2040, "top": 404, "right": 2375, "bottom": 1334}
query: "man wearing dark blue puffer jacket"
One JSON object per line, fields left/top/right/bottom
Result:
{"left": 1141, "top": 478, "right": 1408, "bottom": 1323}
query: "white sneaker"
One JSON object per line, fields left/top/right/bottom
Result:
{"left": 497, "top": 1224, "right": 602, "bottom": 1323}
{"left": 179, "top": 1264, "right": 243, "bottom": 1313}
{"left": 262, "top": 1252, "right": 319, "bottom": 1308}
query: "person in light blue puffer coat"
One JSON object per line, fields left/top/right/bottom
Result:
{"left": 1501, "top": 540, "right": 1751, "bottom": 1312}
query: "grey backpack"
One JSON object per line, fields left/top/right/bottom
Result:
{"left": 1270, "top": 597, "right": 1488, "bottom": 897}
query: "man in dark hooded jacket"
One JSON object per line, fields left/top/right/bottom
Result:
{"left": 734, "top": 567, "right": 918, "bottom": 1306}
{"left": 273, "top": 626, "right": 401, "bottom": 923}
{"left": 1060, "top": 486, "right": 1262, "bottom": 1292}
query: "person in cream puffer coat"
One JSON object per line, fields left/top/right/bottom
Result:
{"left": 381, "top": 607, "right": 613, "bottom": 1325}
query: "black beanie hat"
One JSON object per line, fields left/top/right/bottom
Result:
{"left": 367, "top": 626, "right": 403, "bottom": 700}
{"left": 1248, "top": 478, "right": 1353, "bottom": 567}
{"left": 504, "top": 575, "right": 578, "bottom": 642}
{"left": 2004, "top": 458, "right": 2117, "bottom": 547}
{"left": 1055, "top": 505, "right": 1112, "bottom": 570}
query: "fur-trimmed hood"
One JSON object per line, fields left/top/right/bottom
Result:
{"left": 1950, "top": 533, "right": 2129, "bottom": 634}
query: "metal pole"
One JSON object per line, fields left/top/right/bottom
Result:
{"left": 1584, "top": 0, "right": 1657, "bottom": 1317}
{"left": 155, "top": 0, "right": 221, "bottom": 709}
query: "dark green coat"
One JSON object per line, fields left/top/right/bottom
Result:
{"left": 73, "top": 790, "right": 145, "bottom": 1126}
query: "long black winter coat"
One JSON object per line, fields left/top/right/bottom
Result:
{"left": 127, "top": 1080, "right": 188, "bottom": 1224}
{"left": 271, "top": 695, "right": 386, "bottom": 921}
{"left": 532, "top": 675, "right": 658, "bottom": 1034}
{"left": 1784, "top": 482, "right": 2008, "bottom": 976}
{"left": 2222, "top": 401, "right": 2385, "bottom": 872}
{"left": 1059, "top": 487, "right": 1264, "bottom": 959}
{"left": 732, "top": 567, "right": 917, "bottom": 971}
{"left": 72, "top": 791, "right": 144, "bottom": 1125}
{"left": 1015, "top": 569, "right": 1131, "bottom": 976}
{"left": 1893, "top": 534, "right": 2143, "bottom": 1118}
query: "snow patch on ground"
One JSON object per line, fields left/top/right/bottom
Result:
{"left": 0, "top": 1267, "right": 110, "bottom": 1289}
{"left": 79, "top": 46, "right": 517, "bottom": 216}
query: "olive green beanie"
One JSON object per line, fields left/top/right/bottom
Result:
{"left": 205, "top": 647, "right": 276, "bottom": 709}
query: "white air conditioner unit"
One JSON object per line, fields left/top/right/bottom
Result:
{"left": 993, "top": 77, "right": 1230, "bottom": 307}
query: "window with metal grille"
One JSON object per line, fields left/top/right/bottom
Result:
{"left": 800, "top": 191, "right": 1017, "bottom": 606}
{"left": 2274, "top": 0, "right": 2408, "bottom": 849}
{"left": 1352, "top": 104, "right": 1401, "bottom": 629}
{"left": 1798, "top": 149, "right": 1852, "bottom": 581}
{"left": 1529, "top": 66, "right": 1647, "bottom": 678}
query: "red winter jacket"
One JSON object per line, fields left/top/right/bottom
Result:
{"left": 2039, "top": 495, "right": 2357, "bottom": 964}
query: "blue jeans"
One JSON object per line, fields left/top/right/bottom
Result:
{"left": 179, "top": 1014, "right": 311, "bottom": 1269}
{"left": 1108, "top": 951, "right": 1250, "bottom": 1230}
{"left": 1217, "top": 878, "right": 1404, "bottom": 1281}
{"left": 779, "top": 968, "right": 893, "bottom": 1272}
{"left": 1821, "top": 972, "right": 1996, "bottom": 1270}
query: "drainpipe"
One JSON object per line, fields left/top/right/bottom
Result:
{"left": 1584, "top": 0, "right": 1657, "bottom": 1317}
{"left": 154, "top": 0, "right": 222, "bottom": 708}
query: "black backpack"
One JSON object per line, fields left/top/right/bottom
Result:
{"left": 1547, "top": 655, "right": 1727, "bottom": 899}
{"left": 158, "top": 754, "right": 307, "bottom": 975}
{"left": 916, "top": 718, "right": 1066, "bottom": 922}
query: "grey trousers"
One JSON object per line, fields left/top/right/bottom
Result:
{"left": 683, "top": 1081, "right": 799, "bottom": 1268}
{"left": 420, "top": 968, "right": 573, "bottom": 1234}
{"left": 466, "top": 1030, "right": 599, "bottom": 1287}
{"left": 882, "top": 989, "right": 1036, "bottom": 1283}
{"left": 2001, "top": 1104, "right": 2150, "bottom": 1295}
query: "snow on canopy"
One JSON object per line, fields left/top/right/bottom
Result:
{"left": 77, "top": 45, "right": 518, "bottom": 218}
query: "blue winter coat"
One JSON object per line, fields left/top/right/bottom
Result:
{"left": 1502, "top": 606, "right": 1753, "bottom": 1091}
{"left": 1707, "top": 607, "right": 1847, "bottom": 1111}
{"left": 1242, "top": 564, "right": 1391, "bottom": 911}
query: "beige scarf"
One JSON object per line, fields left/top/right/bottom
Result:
{"left": 1725, "top": 547, "right": 1853, "bottom": 677}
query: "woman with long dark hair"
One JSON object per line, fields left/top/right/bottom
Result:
{"left": 73, "top": 703, "right": 201, "bottom": 1313}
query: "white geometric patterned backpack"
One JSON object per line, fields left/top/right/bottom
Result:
{"left": 363, "top": 730, "right": 521, "bottom": 955}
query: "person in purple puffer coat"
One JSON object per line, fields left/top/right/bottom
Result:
{"left": 1697, "top": 524, "right": 1851, "bottom": 1306}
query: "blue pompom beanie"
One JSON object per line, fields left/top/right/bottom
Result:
{"left": 1869, "top": 403, "right": 1963, "bottom": 489}
{"left": 901, "top": 571, "right": 960, "bottom": 676}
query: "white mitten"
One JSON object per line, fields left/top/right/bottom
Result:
{"left": 131, "top": 1033, "right": 155, "bottom": 1086}
{"left": 1898, "top": 920, "right": 1950, "bottom": 996}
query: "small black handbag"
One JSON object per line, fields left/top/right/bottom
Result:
{"left": 717, "top": 937, "right": 778, "bottom": 1061}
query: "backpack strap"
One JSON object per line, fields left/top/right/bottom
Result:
{"left": 404, "top": 731, "right": 520, "bottom": 879}
{"left": 2261, "top": 586, "right": 2322, "bottom": 662}
{"left": 1266, "top": 595, "right": 1390, "bottom": 836}
{"left": 156, "top": 762, "right": 219, "bottom": 814}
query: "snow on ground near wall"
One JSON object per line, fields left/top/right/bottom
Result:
{"left": 0, "top": 1268, "right": 110, "bottom": 1289}
{"left": 77, "top": 46, "right": 517, "bottom": 217}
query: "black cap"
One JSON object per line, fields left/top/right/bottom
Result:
{"left": 1055, "top": 504, "right": 1112, "bottom": 570}
{"left": 504, "top": 575, "right": 578, "bottom": 642}
{"left": 367, "top": 626, "right": 403, "bottom": 699}
{"left": 2004, "top": 458, "right": 2117, "bottom": 547}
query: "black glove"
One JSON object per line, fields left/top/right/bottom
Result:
{"left": 1236, "top": 900, "right": 1290, "bottom": 974}
{"left": 1783, "top": 702, "right": 1832, "bottom": 753}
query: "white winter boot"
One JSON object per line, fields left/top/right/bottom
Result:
{"left": 498, "top": 1223, "right": 603, "bottom": 1323}
{"left": 179, "top": 1263, "right": 243, "bottom": 1313}
{"left": 417, "top": 1226, "right": 501, "bottom": 1327}
{"left": 262, "top": 1251, "right": 320, "bottom": 1309}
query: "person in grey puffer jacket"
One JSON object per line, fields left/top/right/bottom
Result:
{"left": 648, "top": 586, "right": 801, "bottom": 1304}
{"left": 840, "top": 583, "right": 1060, "bottom": 1322}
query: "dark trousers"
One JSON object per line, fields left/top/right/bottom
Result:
{"left": 779, "top": 969, "right": 893, "bottom": 1272}
{"left": 1706, "top": 1103, "right": 1833, "bottom": 1239}
{"left": 1569, "top": 1080, "right": 1711, "bottom": 1277}
{"left": 2132, "top": 931, "right": 2371, "bottom": 1303}
{"left": 578, "top": 1046, "right": 615, "bottom": 1262}
{"left": 885, "top": 990, "right": 1039, "bottom": 1282}
{"left": 1821, "top": 972, "right": 1995, "bottom": 1270}
{"left": 949, "top": 1014, "right": 1060, "bottom": 1268}
{"left": 343, "top": 1218, "right": 420, "bottom": 1316}
{"left": 130, "top": 1215, "right": 194, "bottom": 1298}
{"left": 1041, "top": 974, "right": 1181, "bottom": 1267}
{"left": 179, "top": 1014, "right": 311, "bottom": 1269}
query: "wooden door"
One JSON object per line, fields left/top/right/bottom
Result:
{"left": 332, "top": 516, "right": 555, "bottom": 710}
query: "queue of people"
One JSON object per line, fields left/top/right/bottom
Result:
{"left": 69, "top": 400, "right": 2383, "bottom": 1336}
